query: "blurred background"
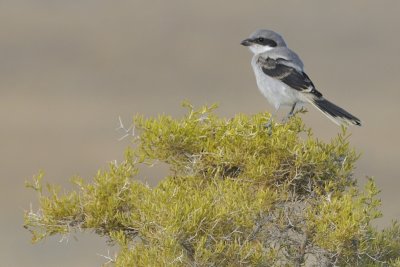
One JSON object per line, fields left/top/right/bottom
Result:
{"left": 1, "top": 1, "right": 399, "bottom": 266}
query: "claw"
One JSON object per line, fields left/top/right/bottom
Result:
{"left": 284, "top": 103, "right": 297, "bottom": 123}
{"left": 281, "top": 113, "right": 294, "bottom": 124}
{"left": 264, "top": 118, "right": 273, "bottom": 135}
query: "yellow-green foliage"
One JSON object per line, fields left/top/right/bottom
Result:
{"left": 24, "top": 104, "right": 400, "bottom": 266}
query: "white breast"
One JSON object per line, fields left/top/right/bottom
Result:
{"left": 251, "top": 56, "right": 304, "bottom": 110}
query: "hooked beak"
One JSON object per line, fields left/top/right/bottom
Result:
{"left": 240, "top": 38, "right": 253, "bottom": 46}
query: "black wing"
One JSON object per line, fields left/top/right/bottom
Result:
{"left": 259, "top": 57, "right": 322, "bottom": 98}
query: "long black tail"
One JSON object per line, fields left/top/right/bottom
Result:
{"left": 309, "top": 97, "right": 362, "bottom": 126}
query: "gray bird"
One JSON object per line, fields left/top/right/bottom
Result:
{"left": 241, "top": 29, "right": 361, "bottom": 126}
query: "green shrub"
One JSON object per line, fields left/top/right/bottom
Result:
{"left": 24, "top": 103, "right": 400, "bottom": 266}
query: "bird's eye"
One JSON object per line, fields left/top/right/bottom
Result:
{"left": 258, "top": 37, "right": 265, "bottom": 43}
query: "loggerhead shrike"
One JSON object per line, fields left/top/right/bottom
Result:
{"left": 241, "top": 29, "right": 361, "bottom": 126}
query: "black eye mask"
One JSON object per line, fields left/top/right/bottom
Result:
{"left": 254, "top": 37, "right": 277, "bottom": 47}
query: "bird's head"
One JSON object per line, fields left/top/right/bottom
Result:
{"left": 241, "top": 29, "right": 287, "bottom": 55}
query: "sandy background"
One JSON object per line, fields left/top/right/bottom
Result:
{"left": 1, "top": 1, "right": 399, "bottom": 266}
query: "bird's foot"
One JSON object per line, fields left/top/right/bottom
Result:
{"left": 282, "top": 107, "right": 308, "bottom": 123}
{"left": 295, "top": 107, "right": 308, "bottom": 115}
{"left": 281, "top": 114, "right": 293, "bottom": 124}
{"left": 264, "top": 119, "right": 273, "bottom": 135}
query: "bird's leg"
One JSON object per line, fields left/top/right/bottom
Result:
{"left": 264, "top": 105, "right": 279, "bottom": 132}
{"left": 289, "top": 102, "right": 297, "bottom": 116}
{"left": 282, "top": 102, "right": 297, "bottom": 123}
